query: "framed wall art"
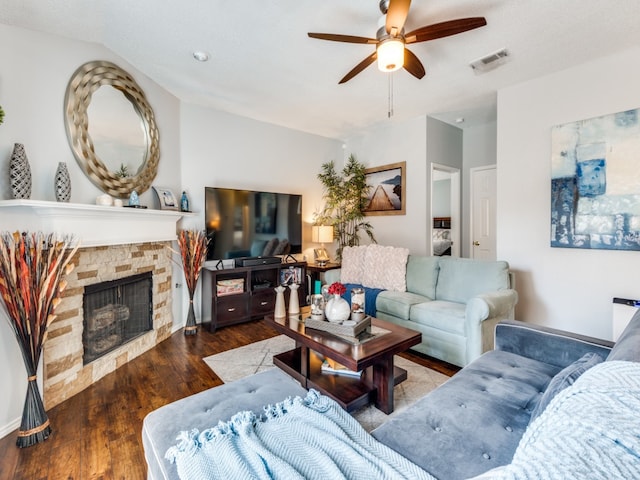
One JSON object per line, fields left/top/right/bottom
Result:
{"left": 152, "top": 186, "right": 179, "bottom": 211}
{"left": 363, "top": 161, "right": 406, "bottom": 216}
{"left": 551, "top": 108, "right": 640, "bottom": 250}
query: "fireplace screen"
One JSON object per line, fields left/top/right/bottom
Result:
{"left": 83, "top": 271, "right": 153, "bottom": 365}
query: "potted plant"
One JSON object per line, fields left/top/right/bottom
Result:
{"left": 316, "top": 154, "right": 376, "bottom": 260}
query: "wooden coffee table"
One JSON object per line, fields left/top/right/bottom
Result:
{"left": 266, "top": 308, "right": 421, "bottom": 414}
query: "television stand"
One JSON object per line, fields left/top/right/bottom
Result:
{"left": 201, "top": 261, "right": 307, "bottom": 332}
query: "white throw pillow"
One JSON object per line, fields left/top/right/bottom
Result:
{"left": 340, "top": 246, "right": 367, "bottom": 284}
{"left": 362, "top": 245, "right": 409, "bottom": 292}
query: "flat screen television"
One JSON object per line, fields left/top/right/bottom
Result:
{"left": 204, "top": 187, "right": 303, "bottom": 261}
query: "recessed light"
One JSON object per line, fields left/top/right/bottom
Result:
{"left": 192, "top": 51, "right": 210, "bottom": 62}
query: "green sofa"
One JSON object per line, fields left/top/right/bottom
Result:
{"left": 325, "top": 253, "right": 517, "bottom": 367}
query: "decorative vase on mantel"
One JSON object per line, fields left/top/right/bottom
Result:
{"left": 10, "top": 143, "right": 32, "bottom": 199}
{"left": 325, "top": 294, "right": 350, "bottom": 323}
{"left": 54, "top": 162, "right": 71, "bottom": 202}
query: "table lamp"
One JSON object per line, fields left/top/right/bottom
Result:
{"left": 312, "top": 225, "right": 334, "bottom": 266}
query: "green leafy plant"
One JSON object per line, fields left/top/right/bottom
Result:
{"left": 115, "top": 163, "right": 129, "bottom": 178}
{"left": 316, "top": 154, "right": 376, "bottom": 260}
{"left": 0, "top": 105, "right": 4, "bottom": 125}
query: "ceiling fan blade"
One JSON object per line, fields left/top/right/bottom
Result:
{"left": 405, "top": 17, "right": 487, "bottom": 44}
{"left": 308, "top": 32, "right": 378, "bottom": 44}
{"left": 385, "top": 0, "right": 411, "bottom": 36}
{"left": 339, "top": 52, "right": 377, "bottom": 84}
{"left": 403, "top": 48, "right": 426, "bottom": 79}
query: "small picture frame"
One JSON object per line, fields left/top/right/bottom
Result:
{"left": 152, "top": 186, "right": 179, "bottom": 211}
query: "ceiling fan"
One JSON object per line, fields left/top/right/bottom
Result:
{"left": 308, "top": 0, "right": 486, "bottom": 84}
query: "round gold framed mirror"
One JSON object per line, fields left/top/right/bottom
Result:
{"left": 64, "top": 61, "right": 160, "bottom": 198}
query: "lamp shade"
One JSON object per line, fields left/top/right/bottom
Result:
{"left": 312, "top": 225, "right": 334, "bottom": 244}
{"left": 377, "top": 38, "right": 404, "bottom": 72}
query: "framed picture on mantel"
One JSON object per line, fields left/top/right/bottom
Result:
{"left": 152, "top": 186, "right": 179, "bottom": 211}
{"left": 363, "top": 161, "right": 406, "bottom": 216}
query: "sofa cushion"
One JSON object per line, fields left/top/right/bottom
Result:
{"left": 436, "top": 257, "right": 510, "bottom": 304}
{"left": 406, "top": 255, "right": 440, "bottom": 299}
{"left": 529, "top": 352, "right": 603, "bottom": 421}
{"left": 376, "top": 291, "right": 431, "bottom": 320}
{"left": 410, "top": 300, "right": 466, "bottom": 335}
{"left": 607, "top": 308, "right": 640, "bottom": 362}
{"left": 262, "top": 238, "right": 279, "bottom": 256}
{"left": 272, "top": 238, "right": 290, "bottom": 255}
{"left": 372, "top": 349, "right": 561, "bottom": 480}
{"left": 340, "top": 246, "right": 367, "bottom": 284}
{"left": 250, "top": 240, "right": 268, "bottom": 256}
{"left": 362, "top": 244, "right": 409, "bottom": 291}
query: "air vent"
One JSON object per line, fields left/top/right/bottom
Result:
{"left": 469, "top": 48, "right": 509, "bottom": 74}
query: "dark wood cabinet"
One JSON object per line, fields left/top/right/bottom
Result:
{"left": 201, "top": 261, "right": 307, "bottom": 331}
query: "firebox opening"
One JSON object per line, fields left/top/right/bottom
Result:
{"left": 82, "top": 271, "right": 153, "bottom": 365}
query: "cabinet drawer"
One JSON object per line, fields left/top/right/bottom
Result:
{"left": 215, "top": 294, "right": 249, "bottom": 323}
{"left": 251, "top": 291, "right": 275, "bottom": 316}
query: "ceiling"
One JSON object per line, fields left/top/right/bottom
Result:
{"left": 2, "top": 1, "right": 640, "bottom": 139}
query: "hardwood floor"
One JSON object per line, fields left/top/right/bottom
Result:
{"left": 0, "top": 319, "right": 458, "bottom": 480}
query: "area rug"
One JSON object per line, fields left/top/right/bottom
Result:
{"left": 203, "top": 335, "right": 449, "bottom": 431}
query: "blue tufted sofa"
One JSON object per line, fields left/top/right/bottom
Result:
{"left": 143, "top": 312, "right": 640, "bottom": 479}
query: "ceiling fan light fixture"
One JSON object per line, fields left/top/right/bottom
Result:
{"left": 377, "top": 38, "right": 404, "bottom": 72}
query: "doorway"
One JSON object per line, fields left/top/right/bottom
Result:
{"left": 430, "top": 163, "right": 460, "bottom": 257}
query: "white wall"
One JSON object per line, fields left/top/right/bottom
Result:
{"left": 177, "top": 103, "right": 343, "bottom": 324}
{"left": 0, "top": 24, "right": 182, "bottom": 439}
{"left": 346, "top": 116, "right": 429, "bottom": 254}
{"left": 432, "top": 179, "right": 451, "bottom": 217}
{"left": 179, "top": 103, "right": 341, "bottom": 233}
{"left": 0, "top": 25, "right": 181, "bottom": 206}
{"left": 497, "top": 45, "right": 640, "bottom": 339}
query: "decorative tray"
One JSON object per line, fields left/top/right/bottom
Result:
{"left": 304, "top": 315, "right": 371, "bottom": 338}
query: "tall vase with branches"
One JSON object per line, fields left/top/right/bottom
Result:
{"left": 173, "top": 230, "right": 208, "bottom": 335}
{"left": 0, "top": 232, "right": 78, "bottom": 447}
{"left": 317, "top": 154, "right": 376, "bottom": 260}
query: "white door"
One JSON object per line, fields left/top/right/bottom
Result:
{"left": 470, "top": 166, "right": 497, "bottom": 260}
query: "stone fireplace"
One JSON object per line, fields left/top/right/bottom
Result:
{"left": 44, "top": 242, "right": 173, "bottom": 409}
{"left": 0, "top": 200, "right": 186, "bottom": 410}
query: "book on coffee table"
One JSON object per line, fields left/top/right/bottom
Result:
{"left": 320, "top": 358, "right": 363, "bottom": 378}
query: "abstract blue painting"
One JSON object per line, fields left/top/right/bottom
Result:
{"left": 551, "top": 108, "right": 640, "bottom": 250}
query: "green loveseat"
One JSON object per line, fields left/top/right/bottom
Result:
{"left": 324, "top": 250, "right": 517, "bottom": 367}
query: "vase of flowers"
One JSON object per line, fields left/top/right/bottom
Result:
{"left": 324, "top": 282, "right": 350, "bottom": 323}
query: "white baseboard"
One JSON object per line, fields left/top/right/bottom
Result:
{"left": 0, "top": 416, "right": 20, "bottom": 440}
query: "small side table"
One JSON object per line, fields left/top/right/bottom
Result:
{"left": 307, "top": 262, "right": 341, "bottom": 290}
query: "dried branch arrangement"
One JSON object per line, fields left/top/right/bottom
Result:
{"left": 171, "top": 230, "right": 208, "bottom": 335}
{"left": 0, "top": 231, "right": 78, "bottom": 447}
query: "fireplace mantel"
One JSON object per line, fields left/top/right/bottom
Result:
{"left": 0, "top": 199, "right": 191, "bottom": 247}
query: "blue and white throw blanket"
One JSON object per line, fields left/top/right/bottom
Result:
{"left": 166, "top": 389, "right": 435, "bottom": 480}
{"left": 472, "top": 361, "right": 640, "bottom": 479}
